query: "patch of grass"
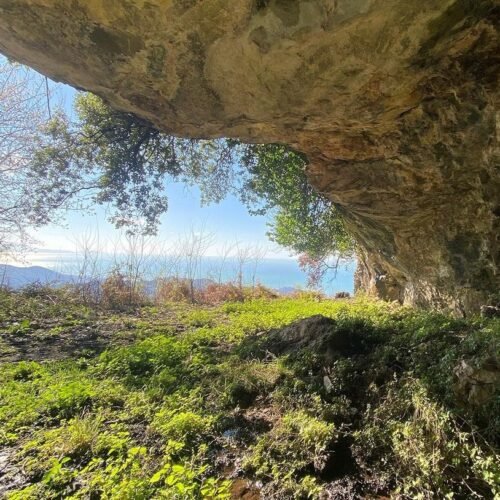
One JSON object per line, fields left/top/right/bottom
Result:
{"left": 0, "top": 294, "right": 498, "bottom": 498}
{"left": 215, "top": 358, "right": 287, "bottom": 409}
{"left": 0, "top": 287, "right": 93, "bottom": 324}
{"left": 5, "top": 319, "right": 32, "bottom": 335}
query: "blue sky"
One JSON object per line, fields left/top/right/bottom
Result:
{"left": 36, "top": 183, "right": 286, "bottom": 256}
{"left": 1, "top": 58, "right": 354, "bottom": 291}
{"left": 34, "top": 74, "right": 290, "bottom": 258}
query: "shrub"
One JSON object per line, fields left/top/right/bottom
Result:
{"left": 290, "top": 289, "right": 325, "bottom": 301}
{"left": 353, "top": 378, "right": 500, "bottom": 498}
{"left": 101, "top": 269, "right": 143, "bottom": 310}
{"left": 244, "top": 283, "right": 279, "bottom": 300}
{"left": 21, "top": 282, "right": 58, "bottom": 299}
{"left": 198, "top": 282, "right": 244, "bottom": 304}
{"left": 156, "top": 280, "right": 277, "bottom": 305}
{"left": 155, "top": 277, "right": 192, "bottom": 303}
{"left": 0, "top": 287, "right": 91, "bottom": 324}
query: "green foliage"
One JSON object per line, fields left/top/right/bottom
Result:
{"left": 152, "top": 409, "right": 215, "bottom": 447}
{"left": 28, "top": 94, "right": 239, "bottom": 235}
{"left": 354, "top": 378, "right": 500, "bottom": 498}
{"left": 97, "top": 335, "right": 190, "bottom": 387}
{"left": 0, "top": 295, "right": 498, "bottom": 498}
{"left": 150, "top": 443, "right": 231, "bottom": 499}
{"left": 0, "top": 286, "right": 92, "bottom": 324}
{"left": 10, "top": 361, "right": 43, "bottom": 381}
{"left": 28, "top": 94, "right": 354, "bottom": 260}
{"left": 6, "top": 319, "right": 32, "bottom": 335}
{"left": 216, "top": 358, "right": 286, "bottom": 409}
{"left": 40, "top": 378, "right": 95, "bottom": 419}
{"left": 182, "top": 308, "right": 218, "bottom": 328}
{"left": 237, "top": 144, "right": 355, "bottom": 259}
{"left": 245, "top": 410, "right": 336, "bottom": 497}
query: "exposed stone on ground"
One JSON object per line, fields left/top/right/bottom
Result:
{"left": 259, "top": 315, "right": 339, "bottom": 356}
{"left": 245, "top": 314, "right": 378, "bottom": 362}
{"left": 0, "top": 448, "right": 25, "bottom": 497}
{"left": 480, "top": 305, "right": 500, "bottom": 318}
{"left": 0, "top": 0, "right": 498, "bottom": 313}
{"left": 454, "top": 357, "right": 500, "bottom": 406}
{"left": 230, "top": 478, "right": 261, "bottom": 500}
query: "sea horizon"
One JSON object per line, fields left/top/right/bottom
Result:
{"left": 1, "top": 249, "right": 356, "bottom": 295}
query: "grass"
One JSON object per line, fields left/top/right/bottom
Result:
{"left": 0, "top": 292, "right": 498, "bottom": 498}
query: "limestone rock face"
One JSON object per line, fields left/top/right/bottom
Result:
{"left": 454, "top": 358, "right": 499, "bottom": 407}
{"left": 0, "top": 0, "right": 498, "bottom": 313}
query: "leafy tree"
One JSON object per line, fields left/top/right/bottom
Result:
{"left": 236, "top": 144, "right": 355, "bottom": 258}
{"left": 17, "top": 88, "right": 356, "bottom": 278}
{"left": 29, "top": 93, "right": 242, "bottom": 235}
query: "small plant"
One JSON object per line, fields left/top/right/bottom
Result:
{"left": 150, "top": 444, "right": 230, "bottom": 499}
{"left": 7, "top": 319, "right": 31, "bottom": 334}
{"left": 152, "top": 410, "right": 215, "bottom": 449}
{"left": 42, "top": 456, "right": 74, "bottom": 492}
{"left": 40, "top": 379, "right": 95, "bottom": 420}
{"left": 245, "top": 410, "right": 336, "bottom": 491}
{"left": 47, "top": 325, "right": 66, "bottom": 336}
{"left": 11, "top": 361, "right": 42, "bottom": 381}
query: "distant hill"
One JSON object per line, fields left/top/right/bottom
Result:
{"left": 0, "top": 265, "right": 219, "bottom": 293}
{"left": 0, "top": 265, "right": 303, "bottom": 296}
{"left": 0, "top": 265, "right": 77, "bottom": 289}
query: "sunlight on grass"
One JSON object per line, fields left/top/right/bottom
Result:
{"left": 0, "top": 296, "right": 498, "bottom": 498}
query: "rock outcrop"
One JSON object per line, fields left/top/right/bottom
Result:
{"left": 0, "top": 0, "right": 498, "bottom": 313}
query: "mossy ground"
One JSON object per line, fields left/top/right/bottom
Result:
{"left": 0, "top": 290, "right": 498, "bottom": 499}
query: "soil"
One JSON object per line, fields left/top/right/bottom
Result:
{"left": 0, "top": 309, "right": 186, "bottom": 363}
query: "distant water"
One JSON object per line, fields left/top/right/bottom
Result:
{"left": 9, "top": 250, "right": 355, "bottom": 295}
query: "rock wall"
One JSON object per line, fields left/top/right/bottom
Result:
{"left": 0, "top": 0, "right": 498, "bottom": 314}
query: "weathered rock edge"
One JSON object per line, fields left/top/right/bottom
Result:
{"left": 0, "top": 0, "right": 498, "bottom": 314}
